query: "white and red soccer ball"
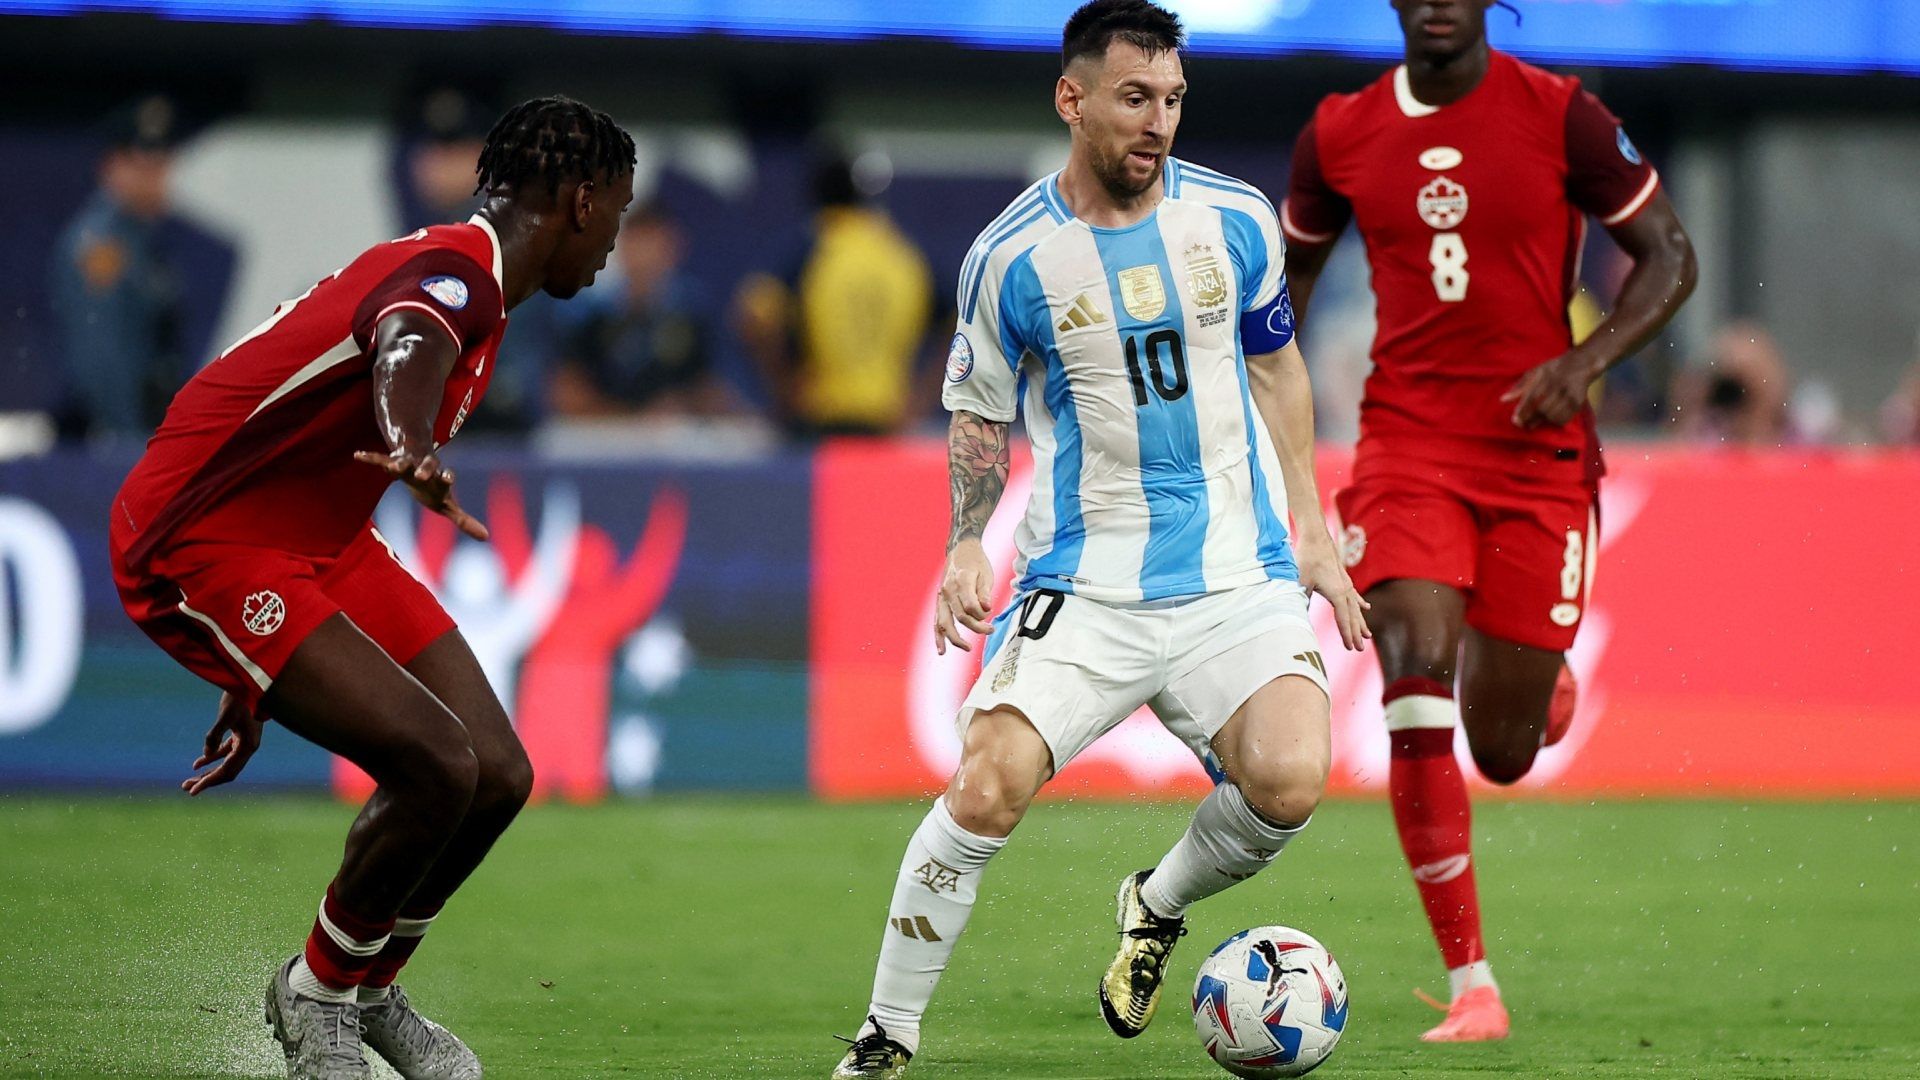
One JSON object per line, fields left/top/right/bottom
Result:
{"left": 1191, "top": 926, "right": 1349, "bottom": 1078}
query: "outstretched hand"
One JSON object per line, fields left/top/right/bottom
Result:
{"left": 1296, "top": 534, "right": 1372, "bottom": 652}
{"left": 182, "top": 692, "right": 265, "bottom": 796}
{"left": 353, "top": 447, "right": 489, "bottom": 540}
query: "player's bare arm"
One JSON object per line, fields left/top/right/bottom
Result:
{"left": 353, "top": 309, "right": 490, "bottom": 540}
{"left": 1279, "top": 239, "right": 1337, "bottom": 329}
{"left": 936, "top": 408, "right": 1010, "bottom": 654}
{"left": 1505, "top": 191, "right": 1698, "bottom": 428}
{"left": 1245, "top": 339, "right": 1371, "bottom": 650}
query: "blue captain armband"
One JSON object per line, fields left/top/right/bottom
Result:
{"left": 1240, "top": 281, "right": 1297, "bottom": 354}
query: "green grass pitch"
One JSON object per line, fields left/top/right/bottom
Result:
{"left": 1, "top": 796, "right": 1915, "bottom": 1078}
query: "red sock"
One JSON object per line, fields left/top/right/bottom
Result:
{"left": 302, "top": 885, "right": 396, "bottom": 990}
{"left": 363, "top": 904, "right": 442, "bottom": 990}
{"left": 1385, "top": 680, "right": 1485, "bottom": 972}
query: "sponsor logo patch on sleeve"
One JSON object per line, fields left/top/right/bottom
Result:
{"left": 422, "top": 275, "right": 470, "bottom": 310}
{"left": 946, "top": 332, "right": 975, "bottom": 383}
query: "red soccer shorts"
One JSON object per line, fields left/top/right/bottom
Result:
{"left": 112, "top": 525, "right": 455, "bottom": 712}
{"left": 1332, "top": 451, "right": 1598, "bottom": 652}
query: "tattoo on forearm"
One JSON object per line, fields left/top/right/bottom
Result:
{"left": 948, "top": 410, "right": 1010, "bottom": 549}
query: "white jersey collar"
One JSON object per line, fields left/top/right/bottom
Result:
{"left": 1393, "top": 65, "right": 1443, "bottom": 119}
{"left": 468, "top": 213, "right": 507, "bottom": 308}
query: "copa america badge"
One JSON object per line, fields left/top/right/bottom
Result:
{"left": 422, "top": 275, "right": 470, "bottom": 310}
{"left": 946, "top": 332, "right": 975, "bottom": 383}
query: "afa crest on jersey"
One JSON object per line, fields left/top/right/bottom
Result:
{"left": 421, "top": 275, "right": 471, "bottom": 310}
{"left": 1185, "top": 243, "right": 1229, "bottom": 310}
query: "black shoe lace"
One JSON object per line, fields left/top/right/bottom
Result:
{"left": 1124, "top": 920, "right": 1187, "bottom": 981}
{"left": 833, "top": 1015, "right": 909, "bottom": 1069}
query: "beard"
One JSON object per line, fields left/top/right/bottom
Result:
{"left": 1090, "top": 141, "right": 1163, "bottom": 202}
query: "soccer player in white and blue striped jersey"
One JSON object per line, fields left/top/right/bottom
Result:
{"left": 832, "top": 4, "right": 1370, "bottom": 1076}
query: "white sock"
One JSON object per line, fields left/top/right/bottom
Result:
{"left": 1140, "top": 782, "right": 1308, "bottom": 919}
{"left": 1448, "top": 960, "right": 1497, "bottom": 1000}
{"left": 289, "top": 956, "right": 358, "bottom": 1004}
{"left": 861, "top": 798, "right": 1007, "bottom": 1056}
{"left": 357, "top": 913, "right": 434, "bottom": 1004}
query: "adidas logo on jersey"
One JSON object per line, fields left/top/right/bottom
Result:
{"left": 1056, "top": 294, "right": 1110, "bottom": 333}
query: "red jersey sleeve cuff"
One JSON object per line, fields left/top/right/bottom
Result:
{"left": 1280, "top": 199, "right": 1341, "bottom": 245}
{"left": 1600, "top": 171, "right": 1661, "bottom": 227}
{"left": 370, "top": 300, "right": 463, "bottom": 348}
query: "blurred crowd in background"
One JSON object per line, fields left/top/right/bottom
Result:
{"left": 14, "top": 85, "right": 1920, "bottom": 454}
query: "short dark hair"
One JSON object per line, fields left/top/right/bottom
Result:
{"left": 1061, "top": 0, "right": 1185, "bottom": 72}
{"left": 475, "top": 96, "right": 637, "bottom": 199}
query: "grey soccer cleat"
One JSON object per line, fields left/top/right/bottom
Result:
{"left": 1098, "top": 869, "right": 1187, "bottom": 1038}
{"left": 831, "top": 1015, "right": 913, "bottom": 1079}
{"left": 264, "top": 956, "right": 372, "bottom": 1080}
{"left": 361, "top": 983, "right": 482, "bottom": 1079}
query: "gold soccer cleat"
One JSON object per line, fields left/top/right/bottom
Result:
{"left": 1098, "top": 870, "right": 1187, "bottom": 1038}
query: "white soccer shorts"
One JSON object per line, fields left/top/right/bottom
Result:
{"left": 958, "top": 578, "right": 1330, "bottom": 771}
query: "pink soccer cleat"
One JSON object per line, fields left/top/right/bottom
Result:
{"left": 1419, "top": 985, "right": 1510, "bottom": 1042}
{"left": 1542, "top": 663, "right": 1578, "bottom": 747}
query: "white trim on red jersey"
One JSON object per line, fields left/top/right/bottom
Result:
{"left": 372, "top": 299, "right": 462, "bottom": 348}
{"left": 468, "top": 214, "right": 506, "bottom": 309}
{"left": 245, "top": 334, "right": 360, "bottom": 421}
{"left": 1601, "top": 171, "right": 1661, "bottom": 227}
{"left": 1280, "top": 198, "right": 1339, "bottom": 244}
{"left": 177, "top": 597, "right": 272, "bottom": 691}
{"left": 1393, "top": 66, "right": 1442, "bottom": 119}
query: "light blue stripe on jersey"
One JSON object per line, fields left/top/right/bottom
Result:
{"left": 1216, "top": 206, "right": 1270, "bottom": 307}
{"left": 981, "top": 593, "right": 1023, "bottom": 670}
{"left": 1231, "top": 347, "right": 1298, "bottom": 582}
{"left": 1090, "top": 216, "right": 1209, "bottom": 600}
{"left": 1187, "top": 164, "right": 1293, "bottom": 579}
{"left": 1007, "top": 252, "right": 1086, "bottom": 591}
{"left": 960, "top": 192, "right": 1049, "bottom": 322}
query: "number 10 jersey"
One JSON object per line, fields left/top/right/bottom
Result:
{"left": 943, "top": 162, "right": 1300, "bottom": 604}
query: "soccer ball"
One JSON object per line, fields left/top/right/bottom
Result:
{"left": 1191, "top": 926, "right": 1349, "bottom": 1078}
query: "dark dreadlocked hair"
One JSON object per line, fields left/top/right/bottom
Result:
{"left": 474, "top": 96, "right": 636, "bottom": 199}
{"left": 1062, "top": 0, "right": 1184, "bottom": 72}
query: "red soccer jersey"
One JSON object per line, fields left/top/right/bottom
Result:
{"left": 1283, "top": 51, "right": 1659, "bottom": 484}
{"left": 113, "top": 218, "right": 508, "bottom": 568}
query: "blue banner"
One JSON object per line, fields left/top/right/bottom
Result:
{"left": 0, "top": 446, "right": 812, "bottom": 794}
{"left": 6, "top": 0, "right": 1918, "bottom": 73}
